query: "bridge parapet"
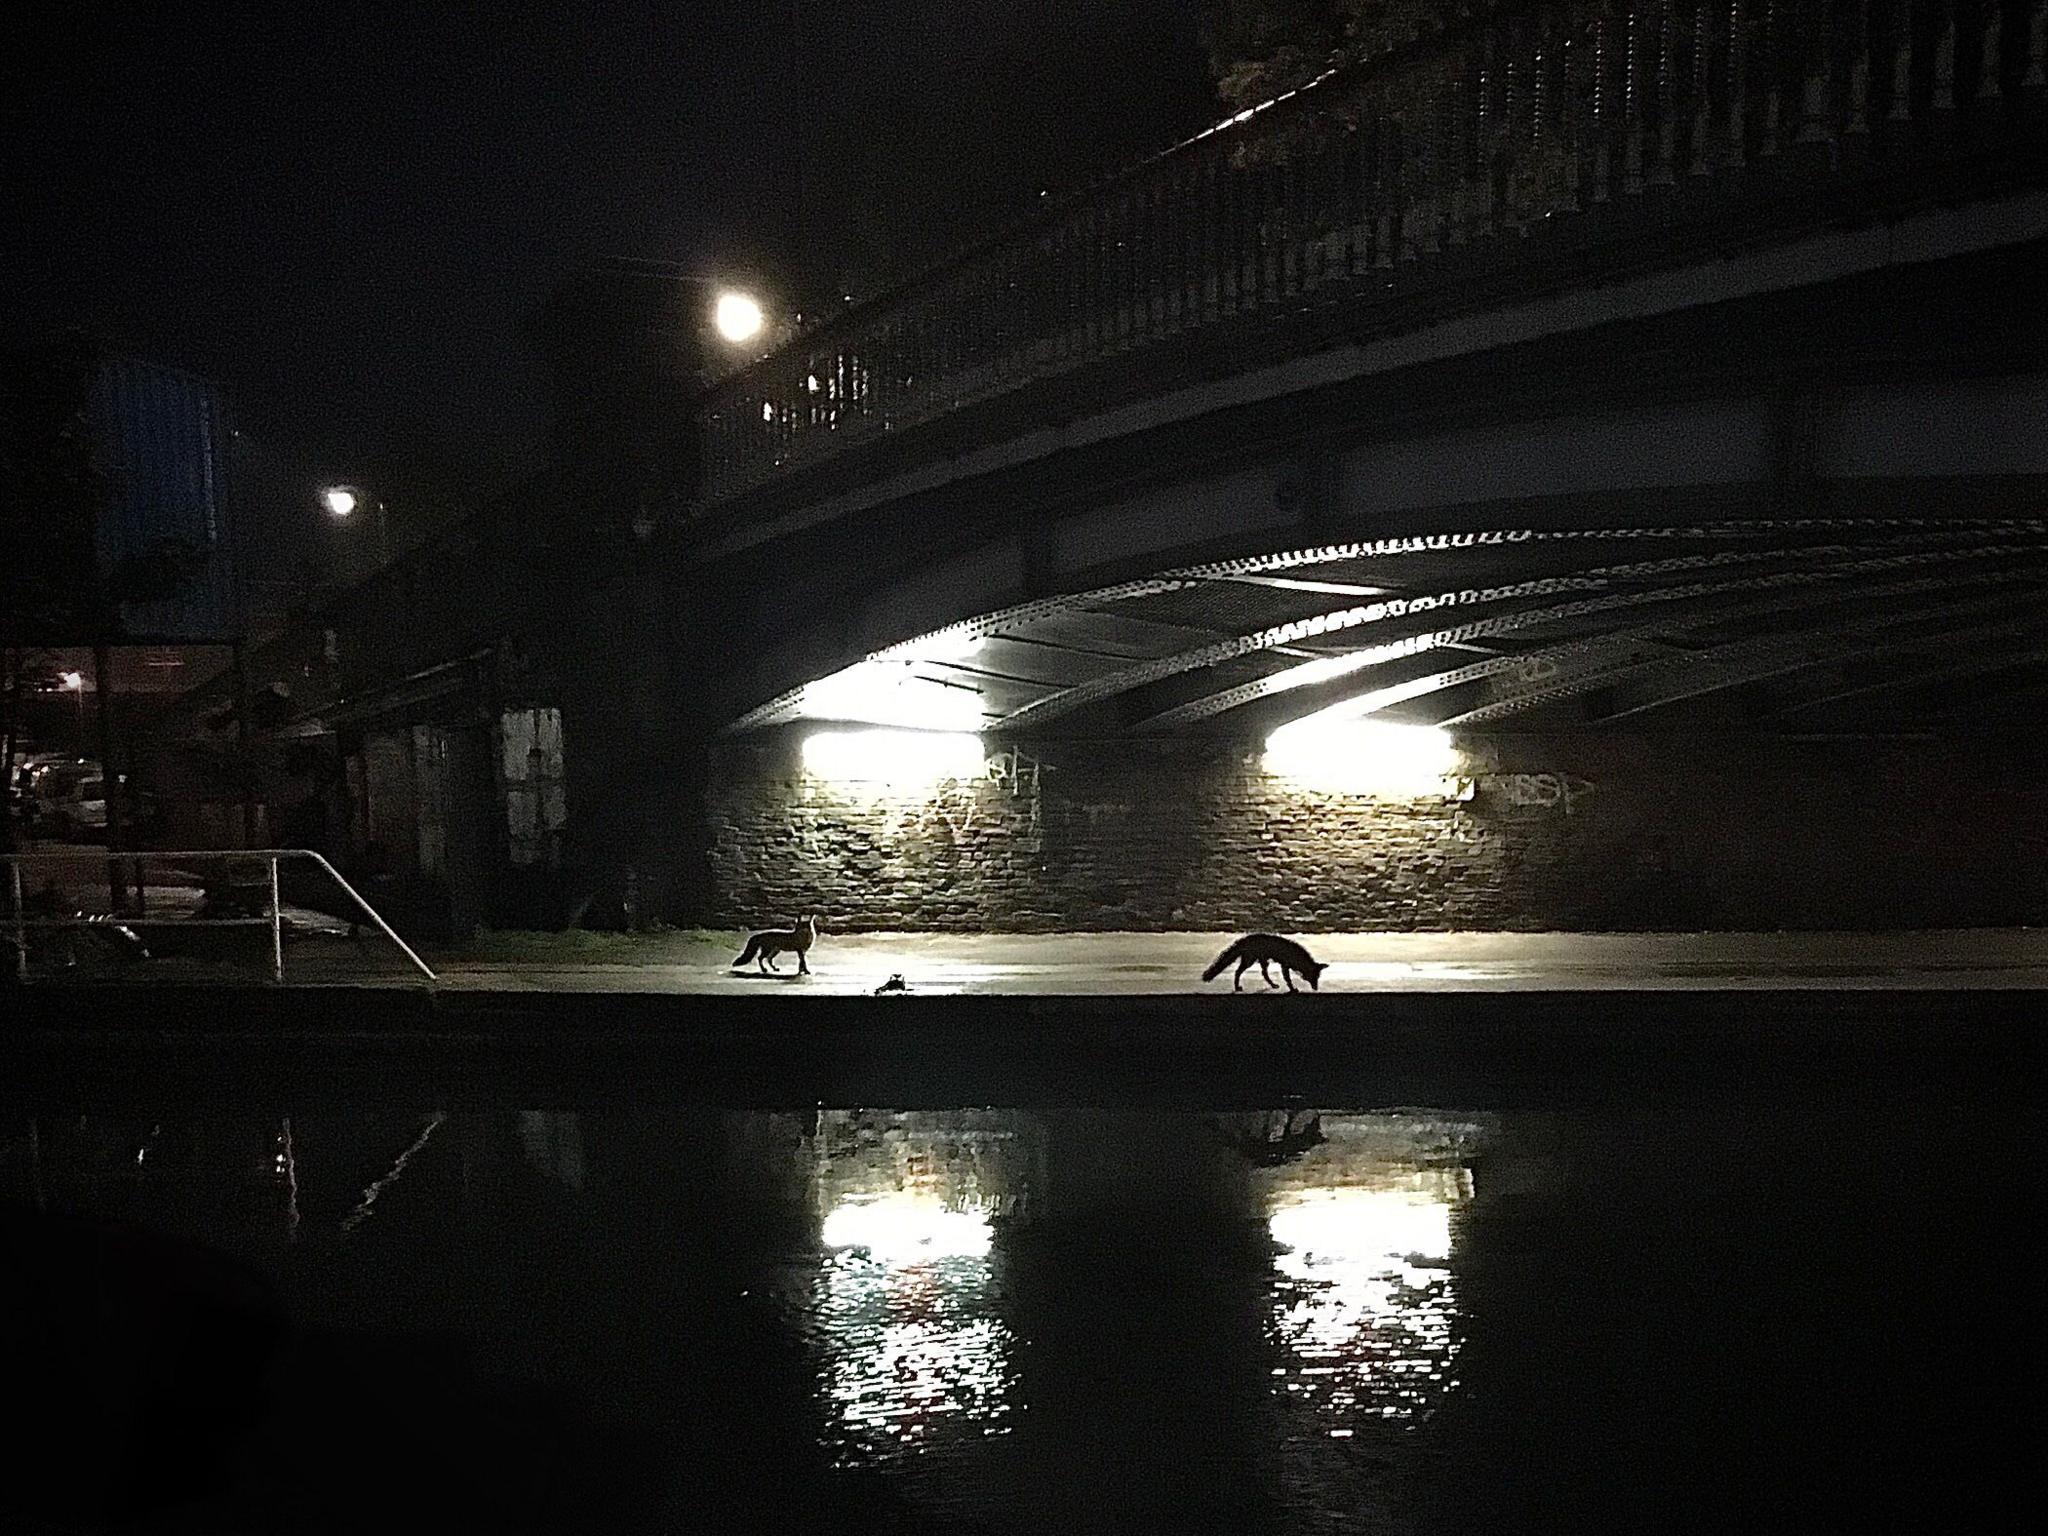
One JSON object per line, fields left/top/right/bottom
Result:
{"left": 700, "top": 0, "right": 2045, "bottom": 509}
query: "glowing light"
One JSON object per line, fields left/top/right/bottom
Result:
{"left": 321, "top": 486, "right": 358, "bottom": 517}
{"left": 714, "top": 289, "right": 765, "bottom": 343}
{"left": 1243, "top": 577, "right": 1393, "bottom": 597}
{"left": 875, "top": 627, "right": 986, "bottom": 665}
{"left": 801, "top": 729, "right": 985, "bottom": 784}
{"left": 59, "top": 671, "right": 83, "bottom": 691}
{"left": 800, "top": 660, "right": 985, "bottom": 732}
{"left": 1268, "top": 1184, "right": 1465, "bottom": 1427}
{"left": 1252, "top": 636, "right": 1438, "bottom": 701}
{"left": 1270, "top": 1189, "right": 1453, "bottom": 1272}
{"left": 1263, "top": 718, "right": 1460, "bottom": 796}
{"left": 823, "top": 1192, "right": 993, "bottom": 1263}
{"left": 817, "top": 1181, "right": 1016, "bottom": 1461}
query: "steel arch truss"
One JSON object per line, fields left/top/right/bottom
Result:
{"left": 724, "top": 517, "right": 2048, "bottom": 736}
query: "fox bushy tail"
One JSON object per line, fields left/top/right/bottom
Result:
{"left": 1202, "top": 939, "right": 1246, "bottom": 981}
{"left": 732, "top": 936, "right": 761, "bottom": 967}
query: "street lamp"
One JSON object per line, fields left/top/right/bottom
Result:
{"left": 590, "top": 258, "right": 775, "bottom": 358}
{"left": 714, "top": 289, "right": 766, "bottom": 345}
{"left": 321, "top": 484, "right": 390, "bottom": 567}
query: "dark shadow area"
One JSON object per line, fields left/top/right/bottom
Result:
{"left": 1, "top": 1074, "right": 2036, "bottom": 1532}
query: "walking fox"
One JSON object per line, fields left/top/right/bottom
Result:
{"left": 1202, "top": 933, "right": 1326, "bottom": 992}
{"left": 732, "top": 916, "right": 817, "bottom": 974}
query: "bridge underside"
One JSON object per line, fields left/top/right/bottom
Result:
{"left": 733, "top": 514, "right": 2048, "bottom": 742}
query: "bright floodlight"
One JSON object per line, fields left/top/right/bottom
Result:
{"left": 714, "top": 290, "right": 765, "bottom": 344}
{"left": 799, "top": 659, "right": 985, "bottom": 733}
{"left": 822, "top": 1193, "right": 992, "bottom": 1264}
{"left": 1263, "top": 717, "right": 1460, "bottom": 797}
{"left": 801, "top": 728, "right": 984, "bottom": 785}
{"left": 60, "top": 671, "right": 84, "bottom": 691}
{"left": 321, "top": 486, "right": 358, "bottom": 518}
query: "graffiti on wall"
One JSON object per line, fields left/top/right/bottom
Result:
{"left": 1482, "top": 772, "right": 1595, "bottom": 815}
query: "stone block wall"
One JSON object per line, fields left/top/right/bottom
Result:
{"left": 703, "top": 732, "right": 2047, "bottom": 932}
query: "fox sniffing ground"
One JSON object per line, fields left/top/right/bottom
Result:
{"left": 732, "top": 916, "right": 817, "bottom": 975}
{"left": 1202, "top": 933, "right": 1327, "bottom": 992}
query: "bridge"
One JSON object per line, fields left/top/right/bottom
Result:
{"left": 156, "top": 0, "right": 2048, "bottom": 935}
{"left": 695, "top": 0, "right": 2048, "bottom": 737}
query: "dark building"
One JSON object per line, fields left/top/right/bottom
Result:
{"left": 146, "top": 268, "right": 713, "bottom": 934}
{"left": 4, "top": 345, "right": 242, "bottom": 847}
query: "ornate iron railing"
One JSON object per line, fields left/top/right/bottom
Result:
{"left": 699, "top": 0, "right": 2045, "bottom": 506}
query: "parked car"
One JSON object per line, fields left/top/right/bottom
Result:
{"left": 48, "top": 775, "right": 109, "bottom": 838}
{"left": 24, "top": 762, "right": 156, "bottom": 842}
{"left": 16, "top": 758, "right": 95, "bottom": 835}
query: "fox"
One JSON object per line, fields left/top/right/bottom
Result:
{"left": 1202, "top": 933, "right": 1327, "bottom": 992}
{"left": 732, "top": 916, "right": 818, "bottom": 975}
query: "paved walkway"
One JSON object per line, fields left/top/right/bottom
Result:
{"left": 19, "top": 840, "right": 2044, "bottom": 993}
{"left": 372, "top": 928, "right": 2048, "bottom": 995}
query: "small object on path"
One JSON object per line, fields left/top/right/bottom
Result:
{"left": 874, "top": 973, "right": 910, "bottom": 994}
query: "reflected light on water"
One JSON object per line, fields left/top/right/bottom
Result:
{"left": 816, "top": 1192, "right": 1016, "bottom": 1463}
{"left": 822, "top": 1192, "right": 994, "bottom": 1263}
{"left": 1268, "top": 1183, "right": 1465, "bottom": 1426}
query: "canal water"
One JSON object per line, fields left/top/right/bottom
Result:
{"left": 1, "top": 1085, "right": 2030, "bottom": 1531}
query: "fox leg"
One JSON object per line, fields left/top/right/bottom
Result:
{"left": 1282, "top": 965, "right": 1298, "bottom": 992}
{"left": 798, "top": 951, "right": 810, "bottom": 975}
{"left": 762, "top": 953, "right": 779, "bottom": 972}
{"left": 1233, "top": 956, "right": 1251, "bottom": 991}
{"left": 1259, "top": 959, "right": 1278, "bottom": 988}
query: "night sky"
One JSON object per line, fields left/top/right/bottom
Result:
{"left": 5, "top": 2, "right": 1216, "bottom": 505}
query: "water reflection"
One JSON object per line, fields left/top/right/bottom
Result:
{"left": 1269, "top": 1179, "right": 1464, "bottom": 1426}
{"left": 340, "top": 1112, "right": 444, "bottom": 1233}
{"left": 801, "top": 1112, "right": 1026, "bottom": 1466}
{"left": 1253, "top": 1114, "right": 1483, "bottom": 1432}
{"left": 517, "top": 1109, "right": 586, "bottom": 1191}
{"left": 2, "top": 1086, "right": 2021, "bottom": 1531}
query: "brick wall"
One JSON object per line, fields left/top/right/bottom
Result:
{"left": 704, "top": 732, "right": 2048, "bottom": 932}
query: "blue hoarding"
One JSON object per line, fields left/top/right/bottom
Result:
{"left": 90, "top": 356, "right": 238, "bottom": 641}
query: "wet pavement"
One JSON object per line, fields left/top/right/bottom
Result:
{"left": 12, "top": 835, "right": 2048, "bottom": 993}
{"left": 407, "top": 927, "right": 2048, "bottom": 994}
{"left": 21, "top": 921, "right": 2048, "bottom": 994}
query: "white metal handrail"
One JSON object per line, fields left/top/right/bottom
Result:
{"left": 4, "top": 848, "right": 436, "bottom": 984}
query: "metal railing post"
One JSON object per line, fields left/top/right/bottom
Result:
{"left": 303, "top": 853, "right": 437, "bottom": 982}
{"left": 269, "top": 855, "right": 284, "bottom": 983}
{"left": 8, "top": 859, "right": 24, "bottom": 982}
